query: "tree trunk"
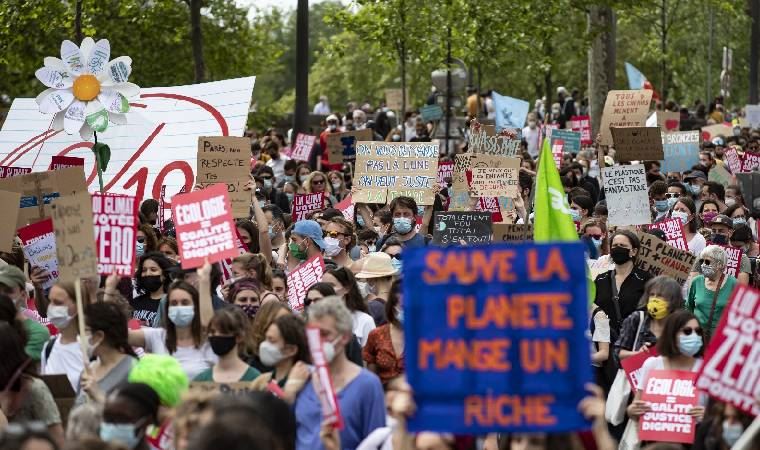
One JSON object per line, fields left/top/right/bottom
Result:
{"left": 293, "top": 0, "right": 309, "bottom": 135}
{"left": 588, "top": 5, "right": 616, "bottom": 136}
{"left": 190, "top": 0, "right": 205, "bottom": 83}
{"left": 660, "top": 0, "right": 667, "bottom": 101}
{"left": 750, "top": 0, "right": 760, "bottom": 103}
{"left": 74, "top": 0, "right": 83, "bottom": 42}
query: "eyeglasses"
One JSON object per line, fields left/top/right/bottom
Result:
{"left": 699, "top": 258, "right": 714, "bottom": 266}
{"left": 388, "top": 253, "right": 402, "bottom": 260}
{"left": 680, "top": 326, "right": 703, "bottom": 336}
{"left": 665, "top": 193, "right": 680, "bottom": 198}
{"left": 587, "top": 234, "right": 603, "bottom": 240}
{"left": 324, "top": 230, "right": 346, "bottom": 238}
{"left": 312, "top": 179, "right": 325, "bottom": 185}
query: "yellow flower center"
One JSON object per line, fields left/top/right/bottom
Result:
{"left": 72, "top": 74, "right": 101, "bottom": 101}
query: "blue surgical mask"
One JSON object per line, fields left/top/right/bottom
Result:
{"left": 667, "top": 197, "right": 679, "bottom": 208}
{"left": 100, "top": 422, "right": 142, "bottom": 449}
{"left": 678, "top": 333, "right": 703, "bottom": 357}
{"left": 395, "top": 306, "right": 404, "bottom": 324}
{"left": 591, "top": 238, "right": 603, "bottom": 249}
{"left": 263, "top": 179, "right": 273, "bottom": 190}
{"left": 283, "top": 175, "right": 294, "bottom": 183}
{"left": 689, "top": 184, "right": 702, "bottom": 195}
{"left": 286, "top": 193, "right": 294, "bottom": 203}
{"left": 734, "top": 217, "right": 747, "bottom": 227}
{"left": 654, "top": 199, "right": 669, "bottom": 213}
{"left": 168, "top": 305, "right": 195, "bottom": 328}
{"left": 268, "top": 225, "right": 276, "bottom": 240}
{"left": 357, "top": 215, "right": 365, "bottom": 227}
{"left": 569, "top": 209, "right": 582, "bottom": 222}
{"left": 299, "top": 175, "right": 309, "bottom": 183}
{"left": 136, "top": 241, "right": 145, "bottom": 257}
{"left": 722, "top": 421, "right": 744, "bottom": 446}
{"left": 393, "top": 217, "right": 413, "bottom": 234}
{"left": 390, "top": 257, "right": 402, "bottom": 272}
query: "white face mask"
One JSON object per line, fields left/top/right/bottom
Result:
{"left": 322, "top": 336, "right": 342, "bottom": 363}
{"left": 528, "top": 120, "right": 537, "bottom": 129}
{"left": 48, "top": 305, "right": 74, "bottom": 329}
{"left": 258, "top": 340, "right": 285, "bottom": 367}
{"left": 357, "top": 281, "right": 370, "bottom": 298}
{"left": 323, "top": 237, "right": 342, "bottom": 257}
{"left": 86, "top": 332, "right": 101, "bottom": 359}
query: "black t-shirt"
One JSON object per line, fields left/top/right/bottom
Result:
{"left": 130, "top": 293, "right": 161, "bottom": 326}
{"left": 594, "top": 268, "right": 652, "bottom": 334}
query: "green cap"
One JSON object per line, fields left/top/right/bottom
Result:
{"left": 0, "top": 265, "right": 26, "bottom": 290}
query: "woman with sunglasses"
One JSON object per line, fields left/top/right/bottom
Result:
{"left": 304, "top": 171, "right": 337, "bottom": 206}
{"left": 381, "top": 237, "right": 404, "bottom": 273}
{"left": 323, "top": 217, "right": 355, "bottom": 269}
{"left": 687, "top": 245, "right": 737, "bottom": 338}
{"left": 581, "top": 219, "right": 609, "bottom": 261}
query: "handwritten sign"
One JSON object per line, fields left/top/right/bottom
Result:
{"left": 196, "top": 136, "right": 251, "bottom": 219}
{"left": 51, "top": 192, "right": 98, "bottom": 281}
{"left": 306, "top": 325, "right": 344, "bottom": 429}
{"left": 48, "top": 156, "right": 84, "bottom": 171}
{"left": 695, "top": 284, "right": 760, "bottom": 416}
{"left": 702, "top": 124, "right": 733, "bottom": 142}
{"left": 649, "top": 219, "right": 688, "bottom": 251}
{"left": 725, "top": 148, "right": 742, "bottom": 174}
{"left": 570, "top": 115, "right": 592, "bottom": 145}
{"left": 611, "top": 127, "right": 664, "bottom": 161}
{"left": 287, "top": 255, "right": 325, "bottom": 312}
{"left": 326, "top": 129, "right": 373, "bottom": 164}
{"left": 600, "top": 90, "right": 654, "bottom": 146}
{"left": 741, "top": 151, "right": 760, "bottom": 173}
{"left": 353, "top": 141, "right": 439, "bottom": 205}
{"left": 291, "top": 133, "right": 317, "bottom": 162}
{"left": 475, "top": 196, "right": 503, "bottom": 223}
{"left": 602, "top": 164, "right": 650, "bottom": 226}
{"left": 634, "top": 231, "right": 696, "bottom": 285}
{"left": 469, "top": 126, "right": 520, "bottom": 157}
{"left": 0, "top": 190, "right": 20, "bottom": 252}
{"left": 437, "top": 161, "right": 454, "bottom": 188}
{"left": 432, "top": 212, "right": 492, "bottom": 245}
{"left": 0, "top": 166, "right": 31, "bottom": 178}
{"left": 551, "top": 129, "right": 581, "bottom": 155}
{"left": 92, "top": 193, "right": 138, "bottom": 276}
{"left": 17, "top": 219, "right": 59, "bottom": 289}
{"left": 720, "top": 245, "right": 742, "bottom": 278}
{"left": 620, "top": 349, "right": 658, "bottom": 391}
{"left": 292, "top": 193, "right": 326, "bottom": 222}
{"left": 402, "top": 242, "right": 592, "bottom": 433}
{"left": 492, "top": 224, "right": 534, "bottom": 242}
{"left": 660, "top": 131, "right": 701, "bottom": 174}
{"left": 469, "top": 159, "right": 520, "bottom": 198}
{"left": 172, "top": 183, "right": 238, "bottom": 269}
{"left": 639, "top": 370, "right": 698, "bottom": 444}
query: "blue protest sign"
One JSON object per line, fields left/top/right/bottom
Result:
{"left": 660, "top": 131, "right": 701, "bottom": 174}
{"left": 402, "top": 242, "right": 592, "bottom": 434}
{"left": 492, "top": 92, "right": 529, "bottom": 132}
{"left": 550, "top": 129, "right": 581, "bottom": 154}
{"left": 421, "top": 104, "right": 444, "bottom": 123}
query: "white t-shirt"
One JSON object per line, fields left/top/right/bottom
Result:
{"left": 42, "top": 338, "right": 84, "bottom": 391}
{"left": 351, "top": 311, "right": 376, "bottom": 347}
{"left": 688, "top": 232, "right": 707, "bottom": 257}
{"left": 142, "top": 327, "right": 217, "bottom": 380}
{"left": 521, "top": 125, "right": 541, "bottom": 158}
{"left": 266, "top": 155, "right": 290, "bottom": 180}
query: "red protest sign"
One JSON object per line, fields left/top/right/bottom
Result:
{"left": 306, "top": 325, "right": 344, "bottom": 430}
{"left": 335, "top": 195, "right": 354, "bottom": 222}
{"left": 172, "top": 183, "right": 238, "bottom": 269}
{"left": 620, "top": 348, "right": 658, "bottom": 391}
{"left": 476, "top": 197, "right": 503, "bottom": 223}
{"left": 638, "top": 369, "right": 699, "bottom": 444}
{"left": 17, "top": 219, "right": 59, "bottom": 290}
{"left": 650, "top": 219, "right": 688, "bottom": 251}
{"left": 291, "top": 133, "right": 317, "bottom": 162}
{"left": 720, "top": 245, "right": 742, "bottom": 277}
{"left": 725, "top": 148, "right": 742, "bottom": 174}
{"left": 48, "top": 156, "right": 85, "bottom": 171}
{"left": 741, "top": 151, "right": 760, "bottom": 173}
{"left": 293, "top": 193, "right": 326, "bottom": 222}
{"left": 92, "top": 193, "right": 138, "bottom": 276}
{"left": 437, "top": 161, "right": 454, "bottom": 188}
{"left": 696, "top": 284, "right": 760, "bottom": 416}
{"left": 287, "top": 255, "right": 325, "bottom": 312}
{"left": 0, "top": 166, "right": 31, "bottom": 178}
{"left": 570, "top": 115, "right": 592, "bottom": 145}
{"left": 552, "top": 139, "right": 564, "bottom": 170}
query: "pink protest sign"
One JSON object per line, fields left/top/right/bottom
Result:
{"left": 92, "top": 193, "right": 138, "bottom": 276}
{"left": 48, "top": 156, "right": 84, "bottom": 171}
{"left": 305, "top": 325, "right": 344, "bottom": 429}
{"left": 0, "top": 166, "right": 31, "bottom": 178}
{"left": 639, "top": 370, "right": 699, "bottom": 444}
{"left": 293, "top": 193, "right": 326, "bottom": 222}
{"left": 287, "top": 255, "right": 326, "bottom": 312}
{"left": 650, "top": 219, "right": 688, "bottom": 251}
{"left": 570, "top": 115, "right": 592, "bottom": 145}
{"left": 291, "top": 133, "right": 317, "bottom": 161}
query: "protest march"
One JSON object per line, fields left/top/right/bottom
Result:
{"left": 3, "top": 3, "right": 760, "bottom": 450}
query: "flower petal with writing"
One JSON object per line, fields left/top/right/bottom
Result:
{"left": 86, "top": 39, "right": 110, "bottom": 75}
{"left": 98, "top": 56, "right": 132, "bottom": 86}
{"left": 63, "top": 100, "right": 86, "bottom": 134}
{"left": 85, "top": 100, "right": 109, "bottom": 132}
{"left": 52, "top": 111, "right": 65, "bottom": 131}
{"left": 79, "top": 37, "right": 95, "bottom": 68}
{"left": 60, "top": 40, "right": 85, "bottom": 75}
{"left": 112, "top": 82, "right": 140, "bottom": 99}
{"left": 98, "top": 88, "right": 130, "bottom": 114}
{"left": 43, "top": 57, "right": 69, "bottom": 73}
{"left": 38, "top": 90, "right": 74, "bottom": 114}
{"left": 35, "top": 67, "right": 73, "bottom": 89}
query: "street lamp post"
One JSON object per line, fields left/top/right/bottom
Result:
{"left": 293, "top": 0, "right": 309, "bottom": 136}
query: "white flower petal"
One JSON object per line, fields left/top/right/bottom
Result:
{"left": 63, "top": 100, "right": 86, "bottom": 135}
{"left": 60, "top": 40, "right": 85, "bottom": 75}
{"left": 35, "top": 87, "right": 56, "bottom": 105}
{"left": 35, "top": 67, "right": 73, "bottom": 89}
{"left": 79, "top": 37, "right": 95, "bottom": 69}
{"left": 80, "top": 123, "right": 94, "bottom": 141}
{"left": 112, "top": 81, "right": 140, "bottom": 99}
{"left": 98, "top": 89, "right": 130, "bottom": 114}
{"left": 85, "top": 100, "right": 109, "bottom": 132}
{"left": 38, "top": 90, "right": 74, "bottom": 114}
{"left": 52, "top": 111, "right": 65, "bottom": 131}
{"left": 86, "top": 39, "right": 110, "bottom": 75}
{"left": 109, "top": 112, "right": 128, "bottom": 125}
{"left": 101, "top": 56, "right": 132, "bottom": 85}
{"left": 43, "top": 57, "right": 69, "bottom": 73}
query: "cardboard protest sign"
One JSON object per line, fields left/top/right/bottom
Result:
{"left": 291, "top": 133, "right": 317, "bottom": 162}
{"left": 0, "top": 166, "right": 31, "bottom": 178}
{"left": 92, "top": 193, "right": 138, "bottom": 276}
{"left": 701, "top": 124, "right": 733, "bottom": 142}
{"left": 620, "top": 349, "right": 659, "bottom": 391}
{"left": 17, "top": 219, "right": 59, "bottom": 289}
{"left": 602, "top": 164, "right": 651, "bottom": 226}
{"left": 306, "top": 325, "right": 344, "bottom": 429}
{"left": 452, "top": 154, "right": 474, "bottom": 191}
{"left": 287, "top": 255, "right": 326, "bottom": 312}
{"left": 721, "top": 245, "right": 741, "bottom": 277}
{"left": 292, "top": 193, "right": 326, "bottom": 222}
{"left": 745, "top": 104, "right": 760, "bottom": 129}
{"left": 421, "top": 104, "right": 444, "bottom": 122}
{"left": 695, "top": 284, "right": 760, "bottom": 416}
{"left": 647, "top": 111, "right": 680, "bottom": 132}
{"left": 610, "top": 127, "right": 664, "bottom": 161}
{"left": 741, "top": 151, "right": 760, "bottom": 173}
{"left": 437, "top": 161, "right": 454, "bottom": 188}
{"left": 402, "top": 242, "right": 592, "bottom": 433}
{"left": 660, "top": 131, "right": 701, "bottom": 174}
{"left": 326, "top": 129, "right": 373, "bottom": 164}
{"left": 48, "top": 156, "right": 84, "bottom": 171}
{"left": 649, "top": 218, "right": 688, "bottom": 251}
{"left": 432, "top": 212, "right": 492, "bottom": 245}
{"left": 188, "top": 382, "right": 254, "bottom": 396}
{"left": 708, "top": 165, "right": 732, "bottom": 189}
{"left": 172, "top": 183, "right": 238, "bottom": 269}
{"left": 570, "top": 115, "right": 592, "bottom": 146}
{"left": 588, "top": 258, "right": 613, "bottom": 280}
{"left": 469, "top": 164, "right": 520, "bottom": 198}
{"left": 599, "top": 90, "right": 653, "bottom": 146}
{"left": 384, "top": 88, "right": 407, "bottom": 111}
{"left": 51, "top": 192, "right": 98, "bottom": 281}
{"left": 40, "top": 374, "right": 76, "bottom": 428}
{"left": 469, "top": 125, "right": 520, "bottom": 157}
{"left": 639, "top": 370, "right": 699, "bottom": 444}
{"left": 353, "top": 141, "right": 439, "bottom": 205}
{"left": 0, "top": 166, "right": 87, "bottom": 228}
{"left": 0, "top": 190, "right": 20, "bottom": 252}
{"left": 634, "top": 231, "right": 696, "bottom": 285}
{"left": 492, "top": 223, "right": 533, "bottom": 242}
{"left": 725, "top": 148, "right": 742, "bottom": 174}
{"left": 196, "top": 136, "right": 251, "bottom": 219}
{"left": 551, "top": 129, "right": 581, "bottom": 155}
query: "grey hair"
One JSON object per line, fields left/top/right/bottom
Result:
{"left": 307, "top": 295, "right": 354, "bottom": 336}
{"left": 700, "top": 245, "right": 728, "bottom": 269}
{"left": 66, "top": 402, "right": 103, "bottom": 441}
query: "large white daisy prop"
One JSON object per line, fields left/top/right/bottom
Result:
{"left": 35, "top": 37, "right": 139, "bottom": 140}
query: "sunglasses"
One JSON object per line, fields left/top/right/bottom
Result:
{"left": 137, "top": 236, "right": 146, "bottom": 244}
{"left": 665, "top": 193, "right": 680, "bottom": 198}
{"left": 388, "top": 253, "right": 402, "bottom": 260}
{"left": 681, "top": 326, "right": 703, "bottom": 336}
{"left": 312, "top": 179, "right": 325, "bottom": 185}
{"left": 587, "top": 234, "right": 603, "bottom": 240}
{"left": 698, "top": 258, "right": 713, "bottom": 266}
{"left": 324, "top": 230, "right": 346, "bottom": 238}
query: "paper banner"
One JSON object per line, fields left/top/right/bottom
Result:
{"left": 602, "top": 164, "right": 651, "bottom": 226}
{"left": 634, "top": 231, "right": 696, "bottom": 285}
{"left": 550, "top": 129, "right": 581, "bottom": 155}
{"left": 492, "top": 91, "right": 529, "bottom": 131}
{"left": 491, "top": 223, "right": 533, "bottom": 242}
{"left": 287, "top": 255, "right": 326, "bottom": 312}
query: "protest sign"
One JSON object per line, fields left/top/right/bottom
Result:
{"left": 384, "top": 88, "right": 407, "bottom": 111}
{"left": 660, "top": 131, "right": 701, "bottom": 174}
{"left": 620, "top": 348, "right": 659, "bottom": 391}
{"left": 51, "top": 192, "right": 98, "bottom": 282}
{"left": 287, "top": 255, "right": 326, "bottom": 312}
{"left": 746, "top": 105, "right": 760, "bottom": 129}
{"left": 599, "top": 90, "right": 654, "bottom": 146}
{"left": 647, "top": 111, "right": 680, "bottom": 132}
{"left": 721, "top": 245, "right": 741, "bottom": 277}
{"left": 639, "top": 370, "right": 699, "bottom": 444}
{"left": 695, "top": 284, "right": 760, "bottom": 416}
{"left": 452, "top": 154, "right": 474, "bottom": 191}
{"left": 0, "top": 166, "right": 88, "bottom": 228}
{"left": 602, "top": 164, "right": 651, "bottom": 226}
{"left": 437, "top": 161, "right": 454, "bottom": 188}
{"left": 402, "top": 242, "right": 592, "bottom": 433}
{"left": 196, "top": 136, "right": 251, "bottom": 218}
{"left": 0, "top": 190, "right": 20, "bottom": 252}
{"left": 0, "top": 77, "right": 255, "bottom": 204}
{"left": 326, "top": 129, "right": 373, "bottom": 164}
{"left": 492, "top": 92, "right": 529, "bottom": 131}
{"left": 709, "top": 165, "right": 732, "bottom": 189}
{"left": 552, "top": 140, "right": 564, "bottom": 170}
{"left": 92, "top": 193, "right": 138, "bottom": 276}
{"left": 469, "top": 163, "right": 520, "bottom": 198}
{"left": 172, "top": 183, "right": 238, "bottom": 269}
{"left": 649, "top": 218, "right": 688, "bottom": 251}
{"left": 551, "top": 129, "right": 581, "bottom": 155}
{"left": 353, "top": 141, "right": 439, "bottom": 205}
{"left": 701, "top": 124, "right": 733, "bottom": 142}
{"left": 335, "top": 195, "right": 355, "bottom": 222}
{"left": 0, "top": 166, "right": 31, "bottom": 178}
{"left": 725, "top": 148, "right": 742, "bottom": 174}
{"left": 291, "top": 133, "right": 317, "bottom": 162}
{"left": 741, "top": 151, "right": 760, "bottom": 173}
{"left": 48, "top": 156, "right": 84, "bottom": 171}
{"left": 17, "top": 219, "right": 59, "bottom": 290}
{"left": 432, "top": 212, "right": 492, "bottom": 245}
{"left": 570, "top": 116, "right": 592, "bottom": 146}
{"left": 492, "top": 224, "right": 533, "bottom": 242}
{"left": 610, "top": 127, "right": 664, "bottom": 162}
{"left": 474, "top": 196, "right": 503, "bottom": 223}
{"left": 421, "top": 104, "right": 444, "bottom": 123}
{"left": 306, "top": 325, "right": 344, "bottom": 429}
{"left": 634, "top": 231, "right": 696, "bottom": 285}
{"left": 469, "top": 125, "right": 520, "bottom": 157}
{"left": 292, "top": 193, "right": 326, "bottom": 222}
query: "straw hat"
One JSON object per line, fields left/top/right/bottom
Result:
{"left": 354, "top": 252, "right": 397, "bottom": 279}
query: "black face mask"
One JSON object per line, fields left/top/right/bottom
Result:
{"left": 208, "top": 336, "right": 237, "bottom": 356}
{"left": 139, "top": 275, "right": 163, "bottom": 293}
{"left": 710, "top": 233, "right": 729, "bottom": 245}
{"left": 610, "top": 247, "right": 632, "bottom": 265}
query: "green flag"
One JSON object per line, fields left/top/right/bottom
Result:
{"left": 534, "top": 137, "right": 577, "bottom": 241}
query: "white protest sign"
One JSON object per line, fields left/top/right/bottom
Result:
{"left": 745, "top": 105, "right": 760, "bottom": 129}
{"left": 602, "top": 164, "right": 651, "bottom": 226}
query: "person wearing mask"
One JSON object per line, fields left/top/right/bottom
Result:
{"left": 323, "top": 217, "right": 355, "bottom": 269}
{"left": 157, "top": 238, "right": 179, "bottom": 262}
{"left": 521, "top": 113, "right": 541, "bottom": 158}
{"left": 0, "top": 266, "right": 49, "bottom": 364}
{"left": 683, "top": 170, "right": 708, "bottom": 199}
{"left": 246, "top": 301, "right": 291, "bottom": 373}
{"left": 707, "top": 215, "right": 751, "bottom": 284}
{"left": 671, "top": 197, "right": 706, "bottom": 256}
{"left": 687, "top": 245, "right": 738, "bottom": 338}
{"left": 126, "top": 253, "right": 174, "bottom": 326}
{"left": 278, "top": 159, "right": 298, "bottom": 187}
{"left": 725, "top": 184, "right": 745, "bottom": 208}
{"left": 354, "top": 252, "right": 397, "bottom": 326}
{"left": 381, "top": 237, "right": 404, "bottom": 273}
{"left": 699, "top": 199, "right": 720, "bottom": 228}
{"left": 379, "top": 196, "right": 429, "bottom": 249}
{"left": 648, "top": 180, "right": 670, "bottom": 223}
{"left": 295, "top": 163, "right": 313, "bottom": 187}
{"left": 319, "top": 115, "right": 343, "bottom": 173}
{"left": 226, "top": 278, "right": 263, "bottom": 318}
{"left": 313, "top": 95, "right": 330, "bottom": 115}
{"left": 569, "top": 195, "right": 593, "bottom": 226}
{"left": 730, "top": 224, "right": 759, "bottom": 258}
{"left": 194, "top": 306, "right": 260, "bottom": 382}
{"left": 694, "top": 402, "right": 755, "bottom": 450}
{"left": 699, "top": 150, "right": 716, "bottom": 172}
{"left": 724, "top": 203, "right": 756, "bottom": 241}
{"left": 264, "top": 140, "right": 291, "bottom": 180}
{"left": 593, "top": 231, "right": 652, "bottom": 335}
{"left": 582, "top": 219, "right": 609, "bottom": 261}
{"left": 370, "top": 208, "right": 392, "bottom": 242}
{"left": 263, "top": 204, "right": 287, "bottom": 249}
{"left": 385, "top": 128, "right": 403, "bottom": 142}
{"left": 77, "top": 302, "right": 139, "bottom": 405}
{"left": 294, "top": 296, "right": 385, "bottom": 450}
{"left": 99, "top": 383, "right": 160, "bottom": 450}
{"left": 352, "top": 109, "right": 368, "bottom": 130}
{"left": 287, "top": 220, "right": 326, "bottom": 270}
{"left": 228, "top": 253, "right": 279, "bottom": 304}
{"left": 136, "top": 224, "right": 158, "bottom": 257}
{"left": 362, "top": 279, "right": 404, "bottom": 386}
{"left": 321, "top": 267, "right": 375, "bottom": 346}
{"left": 328, "top": 170, "right": 350, "bottom": 201}
{"left": 666, "top": 181, "right": 687, "bottom": 201}
{"left": 251, "top": 314, "right": 311, "bottom": 399}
